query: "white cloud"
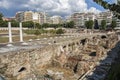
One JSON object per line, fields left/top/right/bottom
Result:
{"left": 0, "top": 0, "right": 101, "bottom": 17}
{"left": 88, "top": 7, "right": 101, "bottom": 14}
{"left": 0, "top": 0, "right": 11, "bottom": 9}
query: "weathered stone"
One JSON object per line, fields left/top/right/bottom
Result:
{"left": 0, "top": 33, "right": 118, "bottom": 80}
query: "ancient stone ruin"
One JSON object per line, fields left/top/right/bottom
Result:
{"left": 0, "top": 33, "right": 119, "bottom": 80}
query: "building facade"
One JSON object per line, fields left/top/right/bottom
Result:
{"left": 51, "top": 16, "right": 63, "bottom": 24}
{"left": 96, "top": 11, "right": 113, "bottom": 26}
{"left": 15, "top": 11, "right": 51, "bottom": 24}
{"left": 70, "top": 12, "right": 96, "bottom": 27}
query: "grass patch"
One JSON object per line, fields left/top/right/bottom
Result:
{"left": 0, "top": 37, "right": 8, "bottom": 43}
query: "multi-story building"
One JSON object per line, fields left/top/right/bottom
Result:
{"left": 15, "top": 11, "right": 51, "bottom": 24}
{"left": 24, "top": 11, "right": 33, "bottom": 22}
{"left": 96, "top": 11, "right": 113, "bottom": 26}
{"left": 16, "top": 11, "right": 33, "bottom": 22}
{"left": 51, "top": 15, "right": 63, "bottom": 24}
{"left": 15, "top": 11, "right": 24, "bottom": 22}
{"left": 32, "top": 12, "right": 40, "bottom": 23}
{"left": 71, "top": 13, "right": 84, "bottom": 27}
{"left": 70, "top": 12, "right": 96, "bottom": 27}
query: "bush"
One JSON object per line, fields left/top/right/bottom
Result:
{"left": 56, "top": 29, "right": 64, "bottom": 34}
{"left": 34, "top": 30, "right": 41, "bottom": 35}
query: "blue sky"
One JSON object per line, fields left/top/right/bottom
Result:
{"left": 0, "top": 0, "right": 116, "bottom": 17}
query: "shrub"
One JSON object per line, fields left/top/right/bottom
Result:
{"left": 56, "top": 29, "right": 64, "bottom": 34}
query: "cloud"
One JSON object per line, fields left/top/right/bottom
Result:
{"left": 0, "top": 0, "right": 11, "bottom": 9}
{"left": 88, "top": 7, "right": 101, "bottom": 14}
{"left": 0, "top": 0, "right": 102, "bottom": 17}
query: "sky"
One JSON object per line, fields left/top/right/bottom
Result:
{"left": 0, "top": 0, "right": 116, "bottom": 18}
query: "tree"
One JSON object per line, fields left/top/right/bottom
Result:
{"left": 94, "top": 19, "right": 99, "bottom": 29}
{"left": 0, "top": 21, "right": 8, "bottom": 27}
{"left": 93, "top": 0, "right": 120, "bottom": 19}
{"left": 0, "top": 12, "right": 3, "bottom": 21}
{"left": 111, "top": 20, "right": 117, "bottom": 29}
{"left": 85, "top": 20, "right": 94, "bottom": 29}
{"left": 22, "top": 21, "right": 34, "bottom": 28}
{"left": 35, "top": 23, "right": 41, "bottom": 29}
{"left": 68, "top": 21, "right": 75, "bottom": 28}
{"left": 11, "top": 20, "right": 19, "bottom": 27}
{"left": 64, "top": 21, "right": 75, "bottom": 28}
{"left": 42, "top": 23, "right": 49, "bottom": 28}
{"left": 101, "top": 20, "right": 106, "bottom": 30}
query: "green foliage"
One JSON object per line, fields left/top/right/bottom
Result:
{"left": 0, "top": 21, "right": 8, "bottom": 27}
{"left": 94, "top": 19, "right": 99, "bottom": 29}
{"left": 22, "top": 21, "right": 34, "bottom": 28}
{"left": 42, "top": 23, "right": 49, "bottom": 28}
{"left": 24, "top": 29, "right": 48, "bottom": 35}
{"left": 101, "top": 20, "right": 106, "bottom": 30}
{"left": 34, "top": 30, "right": 41, "bottom": 35}
{"left": 111, "top": 20, "right": 117, "bottom": 29}
{"left": 85, "top": 20, "right": 94, "bottom": 29}
{"left": 24, "top": 29, "right": 36, "bottom": 34}
{"left": 48, "top": 29, "right": 56, "bottom": 34}
{"left": 35, "top": 23, "right": 41, "bottom": 29}
{"left": 0, "top": 12, "right": 3, "bottom": 21}
{"left": 42, "top": 23, "right": 62, "bottom": 29}
{"left": 56, "top": 28, "right": 64, "bottom": 34}
{"left": 94, "top": 0, "right": 120, "bottom": 19}
{"left": 64, "top": 21, "right": 75, "bottom": 28}
{"left": 11, "top": 21, "right": 19, "bottom": 27}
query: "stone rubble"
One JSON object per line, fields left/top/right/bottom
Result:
{"left": 0, "top": 32, "right": 119, "bottom": 80}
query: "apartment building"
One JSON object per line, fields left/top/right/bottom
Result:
{"left": 96, "top": 11, "right": 113, "bottom": 26}
{"left": 24, "top": 11, "right": 33, "bottom": 22}
{"left": 15, "top": 11, "right": 24, "bottom": 22}
{"left": 70, "top": 12, "right": 96, "bottom": 27}
{"left": 15, "top": 11, "right": 51, "bottom": 24}
{"left": 51, "top": 15, "right": 63, "bottom": 24}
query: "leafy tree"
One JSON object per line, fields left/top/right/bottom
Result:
{"left": 35, "top": 23, "right": 41, "bottom": 29}
{"left": 111, "top": 20, "right": 117, "bottom": 29}
{"left": 22, "top": 21, "right": 34, "bottom": 28}
{"left": 0, "top": 12, "right": 3, "bottom": 21}
{"left": 94, "top": 19, "right": 99, "bottom": 29}
{"left": 85, "top": 20, "right": 94, "bottom": 29}
{"left": 0, "top": 21, "right": 8, "bottom": 27}
{"left": 68, "top": 21, "right": 75, "bottom": 28}
{"left": 42, "top": 23, "right": 49, "bottom": 28}
{"left": 64, "top": 21, "right": 75, "bottom": 28}
{"left": 93, "top": 0, "right": 120, "bottom": 19}
{"left": 101, "top": 20, "right": 106, "bottom": 30}
{"left": 11, "top": 21, "right": 19, "bottom": 27}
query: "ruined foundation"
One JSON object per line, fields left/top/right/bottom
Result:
{"left": 0, "top": 33, "right": 119, "bottom": 80}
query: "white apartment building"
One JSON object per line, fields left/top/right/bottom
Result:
{"left": 15, "top": 11, "right": 51, "bottom": 24}
{"left": 51, "top": 15, "right": 63, "bottom": 24}
{"left": 96, "top": 11, "right": 113, "bottom": 26}
{"left": 70, "top": 12, "right": 96, "bottom": 27}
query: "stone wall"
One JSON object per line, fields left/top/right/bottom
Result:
{"left": 0, "top": 33, "right": 119, "bottom": 80}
